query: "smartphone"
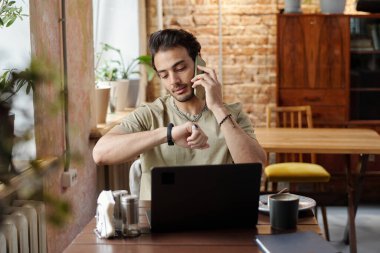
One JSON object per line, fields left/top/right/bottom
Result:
{"left": 194, "top": 55, "right": 206, "bottom": 100}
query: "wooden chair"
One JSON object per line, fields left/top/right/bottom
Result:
{"left": 264, "top": 105, "right": 331, "bottom": 240}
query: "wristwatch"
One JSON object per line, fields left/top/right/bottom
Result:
{"left": 167, "top": 123, "right": 174, "bottom": 146}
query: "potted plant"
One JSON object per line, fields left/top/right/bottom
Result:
{"left": 95, "top": 43, "right": 154, "bottom": 114}
{"left": 0, "top": 0, "right": 30, "bottom": 177}
{"left": 319, "top": 0, "right": 346, "bottom": 14}
{"left": 0, "top": 69, "right": 29, "bottom": 176}
{"left": 284, "top": 0, "right": 301, "bottom": 13}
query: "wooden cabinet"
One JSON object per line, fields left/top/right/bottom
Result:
{"left": 277, "top": 14, "right": 350, "bottom": 126}
{"left": 277, "top": 13, "right": 380, "bottom": 126}
{"left": 277, "top": 14, "right": 380, "bottom": 201}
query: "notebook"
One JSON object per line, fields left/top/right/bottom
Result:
{"left": 255, "top": 231, "right": 340, "bottom": 253}
{"left": 148, "top": 163, "right": 262, "bottom": 232}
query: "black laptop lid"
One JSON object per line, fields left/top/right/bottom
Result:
{"left": 150, "top": 163, "right": 262, "bottom": 232}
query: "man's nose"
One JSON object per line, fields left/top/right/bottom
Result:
{"left": 168, "top": 72, "right": 180, "bottom": 86}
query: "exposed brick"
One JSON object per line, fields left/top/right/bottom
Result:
{"left": 146, "top": 0, "right": 322, "bottom": 125}
{"left": 194, "top": 15, "right": 219, "bottom": 25}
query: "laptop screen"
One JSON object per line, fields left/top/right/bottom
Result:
{"left": 149, "top": 163, "right": 262, "bottom": 232}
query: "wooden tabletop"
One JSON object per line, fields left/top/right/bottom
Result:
{"left": 64, "top": 201, "right": 321, "bottom": 253}
{"left": 255, "top": 128, "right": 380, "bottom": 154}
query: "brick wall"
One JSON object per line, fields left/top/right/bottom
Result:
{"left": 146, "top": 0, "right": 358, "bottom": 127}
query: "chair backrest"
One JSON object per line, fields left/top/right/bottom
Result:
{"left": 266, "top": 105, "right": 315, "bottom": 163}
{"left": 266, "top": 105, "right": 313, "bottom": 128}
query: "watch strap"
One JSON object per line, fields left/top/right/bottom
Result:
{"left": 167, "top": 123, "right": 174, "bottom": 146}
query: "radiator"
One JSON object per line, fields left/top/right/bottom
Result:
{"left": 0, "top": 200, "right": 46, "bottom": 253}
{"left": 0, "top": 232, "right": 7, "bottom": 253}
{"left": 0, "top": 220, "right": 17, "bottom": 253}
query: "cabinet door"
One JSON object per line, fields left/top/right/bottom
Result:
{"left": 277, "top": 14, "right": 350, "bottom": 125}
{"left": 277, "top": 15, "right": 350, "bottom": 89}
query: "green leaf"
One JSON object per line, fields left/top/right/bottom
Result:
{"left": 146, "top": 66, "right": 155, "bottom": 81}
{"left": 0, "top": 18, "right": 4, "bottom": 26}
{"left": 6, "top": 16, "right": 16, "bottom": 27}
{"left": 137, "top": 55, "right": 152, "bottom": 64}
{"left": 26, "top": 83, "right": 32, "bottom": 94}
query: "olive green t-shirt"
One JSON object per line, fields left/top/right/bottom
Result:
{"left": 120, "top": 95, "right": 256, "bottom": 200}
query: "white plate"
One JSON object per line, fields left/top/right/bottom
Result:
{"left": 259, "top": 194, "right": 316, "bottom": 213}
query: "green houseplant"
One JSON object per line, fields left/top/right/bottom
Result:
{"left": 94, "top": 43, "right": 154, "bottom": 115}
{"left": 1, "top": 0, "right": 70, "bottom": 227}
{"left": 0, "top": 0, "right": 33, "bottom": 177}
{"left": 95, "top": 42, "right": 154, "bottom": 82}
{"left": 0, "top": 0, "right": 26, "bottom": 27}
{"left": 0, "top": 0, "right": 30, "bottom": 107}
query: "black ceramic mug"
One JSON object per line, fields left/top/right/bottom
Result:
{"left": 269, "top": 193, "right": 299, "bottom": 230}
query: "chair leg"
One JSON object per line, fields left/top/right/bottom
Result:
{"left": 321, "top": 206, "right": 330, "bottom": 241}
{"left": 315, "top": 182, "right": 330, "bottom": 241}
{"left": 264, "top": 178, "right": 268, "bottom": 192}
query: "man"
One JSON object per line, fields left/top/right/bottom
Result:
{"left": 93, "top": 29, "right": 266, "bottom": 200}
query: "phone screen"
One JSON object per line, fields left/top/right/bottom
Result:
{"left": 194, "top": 55, "right": 206, "bottom": 100}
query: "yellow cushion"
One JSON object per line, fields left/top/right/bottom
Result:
{"left": 265, "top": 162, "right": 330, "bottom": 182}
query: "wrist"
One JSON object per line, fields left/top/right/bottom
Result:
{"left": 211, "top": 105, "right": 229, "bottom": 122}
{"left": 153, "top": 127, "right": 168, "bottom": 145}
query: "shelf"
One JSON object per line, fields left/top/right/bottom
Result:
{"left": 348, "top": 120, "right": 380, "bottom": 125}
{"left": 0, "top": 157, "right": 59, "bottom": 199}
{"left": 350, "top": 50, "right": 380, "bottom": 54}
{"left": 350, "top": 88, "right": 380, "bottom": 92}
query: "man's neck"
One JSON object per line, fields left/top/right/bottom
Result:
{"left": 173, "top": 96, "right": 206, "bottom": 116}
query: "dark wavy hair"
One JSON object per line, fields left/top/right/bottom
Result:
{"left": 148, "top": 29, "right": 201, "bottom": 70}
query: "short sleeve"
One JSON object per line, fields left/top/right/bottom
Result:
{"left": 227, "top": 103, "right": 256, "bottom": 139}
{"left": 120, "top": 105, "right": 153, "bottom": 133}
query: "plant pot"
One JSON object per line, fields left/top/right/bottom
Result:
{"left": 127, "top": 79, "right": 140, "bottom": 108}
{"left": 95, "top": 86, "right": 110, "bottom": 124}
{"left": 0, "top": 103, "right": 15, "bottom": 176}
{"left": 110, "top": 80, "right": 129, "bottom": 112}
{"left": 284, "top": 0, "right": 301, "bottom": 13}
{"left": 320, "top": 0, "right": 346, "bottom": 14}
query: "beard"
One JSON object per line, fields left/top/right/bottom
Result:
{"left": 170, "top": 84, "right": 195, "bottom": 102}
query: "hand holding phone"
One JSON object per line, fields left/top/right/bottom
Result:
{"left": 194, "top": 55, "right": 206, "bottom": 100}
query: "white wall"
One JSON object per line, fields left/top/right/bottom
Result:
{"left": 93, "top": 0, "right": 140, "bottom": 79}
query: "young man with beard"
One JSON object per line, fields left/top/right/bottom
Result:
{"left": 93, "top": 29, "right": 266, "bottom": 200}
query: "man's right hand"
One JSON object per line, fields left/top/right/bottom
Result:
{"left": 171, "top": 122, "right": 209, "bottom": 149}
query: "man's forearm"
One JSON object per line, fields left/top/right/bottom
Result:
{"left": 93, "top": 126, "right": 166, "bottom": 165}
{"left": 212, "top": 106, "right": 267, "bottom": 165}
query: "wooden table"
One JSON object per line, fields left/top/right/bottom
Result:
{"left": 64, "top": 201, "right": 321, "bottom": 253}
{"left": 255, "top": 127, "right": 380, "bottom": 253}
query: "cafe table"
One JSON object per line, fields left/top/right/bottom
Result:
{"left": 64, "top": 201, "right": 322, "bottom": 253}
{"left": 255, "top": 127, "right": 380, "bottom": 253}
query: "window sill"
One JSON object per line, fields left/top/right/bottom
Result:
{"left": 90, "top": 108, "right": 135, "bottom": 139}
{"left": 0, "top": 156, "right": 59, "bottom": 199}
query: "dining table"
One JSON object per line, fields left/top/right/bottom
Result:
{"left": 64, "top": 201, "right": 322, "bottom": 253}
{"left": 254, "top": 127, "right": 380, "bottom": 253}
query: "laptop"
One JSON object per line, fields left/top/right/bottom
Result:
{"left": 147, "top": 163, "right": 262, "bottom": 232}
